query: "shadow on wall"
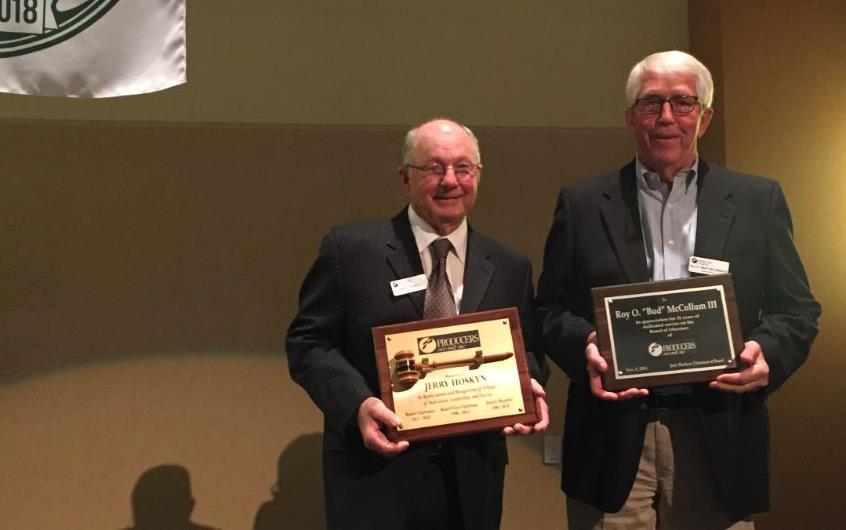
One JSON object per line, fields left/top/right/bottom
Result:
{"left": 253, "top": 433, "right": 325, "bottom": 530}
{"left": 122, "top": 464, "right": 222, "bottom": 530}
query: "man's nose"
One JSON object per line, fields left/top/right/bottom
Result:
{"left": 440, "top": 167, "right": 460, "bottom": 186}
{"left": 657, "top": 100, "right": 676, "bottom": 123}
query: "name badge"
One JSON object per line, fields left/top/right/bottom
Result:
{"left": 390, "top": 274, "right": 428, "bottom": 296}
{"left": 688, "top": 256, "right": 730, "bottom": 276}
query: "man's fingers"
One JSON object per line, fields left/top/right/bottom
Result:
{"left": 361, "top": 423, "right": 409, "bottom": 456}
{"left": 533, "top": 394, "right": 550, "bottom": 432}
{"left": 362, "top": 398, "right": 401, "bottom": 427}
{"left": 586, "top": 343, "right": 607, "bottom": 374}
{"left": 530, "top": 378, "right": 546, "bottom": 397}
{"left": 738, "top": 340, "right": 763, "bottom": 363}
{"left": 363, "top": 430, "right": 409, "bottom": 456}
{"left": 372, "top": 405, "right": 402, "bottom": 428}
{"left": 503, "top": 423, "right": 532, "bottom": 436}
{"left": 590, "top": 375, "right": 613, "bottom": 400}
{"left": 711, "top": 341, "right": 769, "bottom": 394}
{"left": 529, "top": 378, "right": 550, "bottom": 432}
{"left": 586, "top": 338, "right": 619, "bottom": 400}
{"left": 710, "top": 380, "right": 758, "bottom": 394}
{"left": 503, "top": 381, "right": 550, "bottom": 435}
{"left": 617, "top": 387, "right": 650, "bottom": 399}
{"left": 357, "top": 397, "right": 409, "bottom": 457}
{"left": 711, "top": 368, "right": 767, "bottom": 393}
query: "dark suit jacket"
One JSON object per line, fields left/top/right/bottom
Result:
{"left": 286, "top": 208, "right": 543, "bottom": 530}
{"left": 536, "top": 160, "right": 820, "bottom": 520}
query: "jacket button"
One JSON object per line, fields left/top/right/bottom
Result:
{"left": 639, "top": 403, "right": 649, "bottom": 411}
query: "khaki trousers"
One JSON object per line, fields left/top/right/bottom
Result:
{"left": 567, "top": 408, "right": 755, "bottom": 530}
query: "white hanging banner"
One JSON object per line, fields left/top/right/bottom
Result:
{"left": 0, "top": 0, "right": 186, "bottom": 98}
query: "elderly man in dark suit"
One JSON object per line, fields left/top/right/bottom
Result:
{"left": 537, "top": 51, "right": 820, "bottom": 529}
{"left": 286, "top": 118, "right": 549, "bottom": 530}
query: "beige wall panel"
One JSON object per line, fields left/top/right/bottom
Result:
{"left": 0, "top": 1, "right": 688, "bottom": 127}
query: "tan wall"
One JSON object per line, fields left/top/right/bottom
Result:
{"left": 692, "top": 1, "right": 846, "bottom": 529}
{"left": 0, "top": 2, "right": 706, "bottom": 529}
{"left": 7, "top": 1, "right": 841, "bottom": 529}
{"left": 0, "top": 1, "right": 687, "bottom": 127}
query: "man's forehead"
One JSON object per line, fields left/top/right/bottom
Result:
{"left": 417, "top": 119, "right": 464, "bottom": 137}
{"left": 412, "top": 123, "right": 474, "bottom": 155}
{"left": 638, "top": 72, "right": 697, "bottom": 94}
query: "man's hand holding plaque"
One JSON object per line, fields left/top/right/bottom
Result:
{"left": 585, "top": 330, "right": 650, "bottom": 401}
{"left": 356, "top": 397, "right": 409, "bottom": 457}
{"left": 503, "top": 378, "right": 549, "bottom": 435}
{"left": 710, "top": 339, "right": 770, "bottom": 393}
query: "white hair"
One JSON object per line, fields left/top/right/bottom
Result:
{"left": 402, "top": 118, "right": 481, "bottom": 165}
{"left": 625, "top": 50, "right": 714, "bottom": 108}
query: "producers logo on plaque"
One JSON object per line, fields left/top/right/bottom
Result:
{"left": 648, "top": 341, "right": 697, "bottom": 357}
{"left": 417, "top": 330, "right": 481, "bottom": 355}
{"left": 0, "top": 0, "right": 118, "bottom": 58}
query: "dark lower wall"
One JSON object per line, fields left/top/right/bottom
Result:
{"left": 1, "top": 120, "right": 631, "bottom": 382}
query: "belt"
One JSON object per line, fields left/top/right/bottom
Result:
{"left": 420, "top": 440, "right": 455, "bottom": 460}
{"left": 640, "top": 392, "right": 693, "bottom": 410}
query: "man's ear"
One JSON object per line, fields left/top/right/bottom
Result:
{"left": 398, "top": 166, "right": 410, "bottom": 193}
{"left": 698, "top": 107, "right": 714, "bottom": 138}
{"left": 624, "top": 107, "right": 635, "bottom": 129}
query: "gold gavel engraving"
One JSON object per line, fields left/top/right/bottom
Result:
{"left": 392, "top": 350, "right": 513, "bottom": 389}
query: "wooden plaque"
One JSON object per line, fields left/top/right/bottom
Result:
{"left": 591, "top": 274, "right": 744, "bottom": 391}
{"left": 372, "top": 307, "right": 536, "bottom": 443}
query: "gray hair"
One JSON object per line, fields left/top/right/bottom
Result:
{"left": 401, "top": 118, "right": 481, "bottom": 165}
{"left": 625, "top": 50, "right": 714, "bottom": 108}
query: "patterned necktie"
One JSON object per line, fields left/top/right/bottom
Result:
{"left": 423, "top": 238, "right": 456, "bottom": 319}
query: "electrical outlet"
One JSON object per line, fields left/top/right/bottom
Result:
{"left": 543, "top": 434, "right": 562, "bottom": 465}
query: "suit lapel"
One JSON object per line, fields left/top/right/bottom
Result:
{"left": 694, "top": 161, "right": 736, "bottom": 260}
{"left": 386, "top": 210, "right": 425, "bottom": 316}
{"left": 599, "top": 162, "right": 650, "bottom": 283}
{"left": 459, "top": 230, "right": 493, "bottom": 314}
{"left": 386, "top": 210, "right": 495, "bottom": 316}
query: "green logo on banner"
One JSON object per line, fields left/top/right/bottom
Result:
{"left": 0, "top": 0, "right": 118, "bottom": 58}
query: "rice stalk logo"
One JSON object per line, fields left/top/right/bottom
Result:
{"left": 0, "top": 0, "right": 118, "bottom": 58}
{"left": 418, "top": 337, "right": 438, "bottom": 354}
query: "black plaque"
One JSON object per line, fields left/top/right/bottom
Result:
{"left": 591, "top": 274, "right": 744, "bottom": 390}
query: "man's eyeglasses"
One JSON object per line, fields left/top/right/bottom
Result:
{"left": 405, "top": 162, "right": 481, "bottom": 182}
{"left": 633, "top": 95, "right": 700, "bottom": 115}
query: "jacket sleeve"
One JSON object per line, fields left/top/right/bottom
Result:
{"left": 535, "top": 186, "right": 595, "bottom": 381}
{"left": 746, "top": 182, "right": 821, "bottom": 392}
{"left": 285, "top": 229, "right": 373, "bottom": 434}
{"left": 517, "top": 258, "right": 550, "bottom": 386}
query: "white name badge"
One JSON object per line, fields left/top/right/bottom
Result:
{"left": 688, "top": 256, "right": 730, "bottom": 276}
{"left": 390, "top": 274, "right": 428, "bottom": 296}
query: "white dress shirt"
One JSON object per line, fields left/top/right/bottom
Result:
{"left": 407, "top": 206, "right": 467, "bottom": 313}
